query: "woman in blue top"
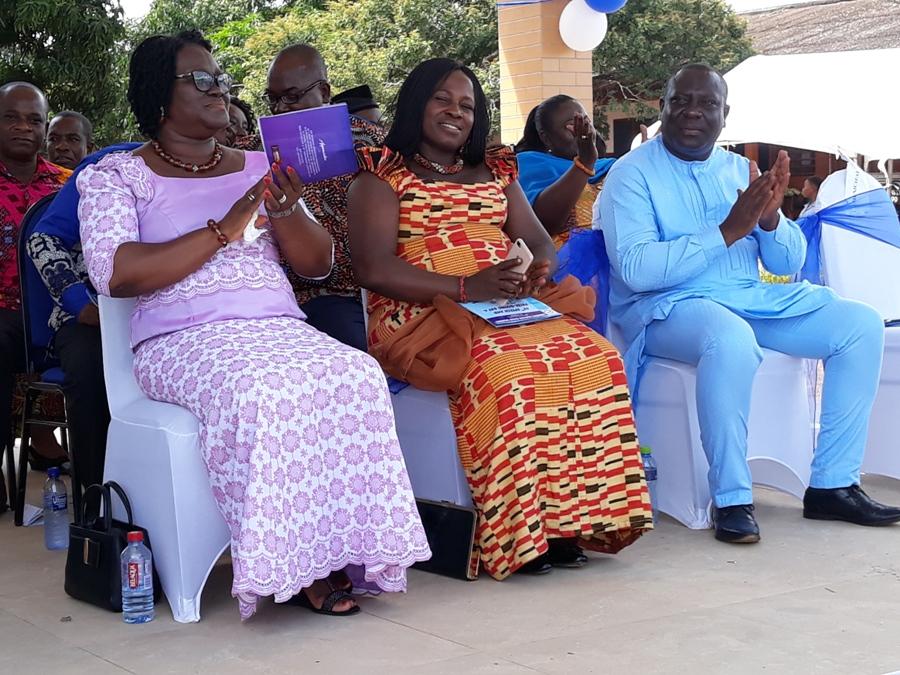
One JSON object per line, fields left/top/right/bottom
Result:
{"left": 515, "top": 95, "right": 614, "bottom": 247}
{"left": 516, "top": 96, "right": 617, "bottom": 333}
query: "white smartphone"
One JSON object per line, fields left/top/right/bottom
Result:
{"left": 494, "top": 238, "right": 534, "bottom": 305}
{"left": 506, "top": 238, "right": 534, "bottom": 274}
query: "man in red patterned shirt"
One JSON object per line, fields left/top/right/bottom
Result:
{"left": 0, "top": 82, "right": 71, "bottom": 510}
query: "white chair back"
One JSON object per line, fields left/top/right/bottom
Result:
{"left": 98, "top": 296, "right": 143, "bottom": 413}
{"left": 820, "top": 226, "right": 900, "bottom": 321}
{"left": 814, "top": 164, "right": 900, "bottom": 320}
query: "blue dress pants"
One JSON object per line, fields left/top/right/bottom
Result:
{"left": 643, "top": 296, "right": 884, "bottom": 507}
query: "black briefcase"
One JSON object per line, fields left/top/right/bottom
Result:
{"left": 64, "top": 481, "right": 161, "bottom": 612}
{"left": 412, "top": 499, "right": 477, "bottom": 581}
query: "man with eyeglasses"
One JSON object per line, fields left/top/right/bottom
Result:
{"left": 264, "top": 44, "right": 385, "bottom": 351}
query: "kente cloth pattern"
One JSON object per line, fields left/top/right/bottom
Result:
{"left": 553, "top": 181, "right": 602, "bottom": 248}
{"left": 357, "top": 144, "right": 652, "bottom": 580}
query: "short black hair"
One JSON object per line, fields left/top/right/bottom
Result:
{"left": 514, "top": 94, "right": 575, "bottom": 153}
{"left": 50, "top": 110, "right": 93, "bottom": 141}
{"left": 665, "top": 63, "right": 728, "bottom": 101}
{"left": 385, "top": 58, "right": 490, "bottom": 166}
{"left": 229, "top": 96, "right": 256, "bottom": 132}
{"left": 127, "top": 30, "right": 213, "bottom": 139}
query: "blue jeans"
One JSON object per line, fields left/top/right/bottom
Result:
{"left": 644, "top": 296, "right": 884, "bottom": 507}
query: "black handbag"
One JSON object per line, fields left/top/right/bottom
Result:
{"left": 64, "top": 481, "right": 161, "bottom": 612}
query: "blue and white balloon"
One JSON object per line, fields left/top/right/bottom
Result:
{"left": 559, "top": 0, "right": 609, "bottom": 52}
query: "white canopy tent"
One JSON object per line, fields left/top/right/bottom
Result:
{"left": 631, "top": 49, "right": 900, "bottom": 163}
{"left": 719, "top": 49, "right": 900, "bottom": 161}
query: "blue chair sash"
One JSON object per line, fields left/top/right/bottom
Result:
{"left": 798, "top": 189, "right": 900, "bottom": 284}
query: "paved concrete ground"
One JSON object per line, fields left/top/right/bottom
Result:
{"left": 3, "top": 476, "right": 900, "bottom": 675}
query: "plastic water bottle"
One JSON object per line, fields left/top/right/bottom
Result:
{"left": 640, "top": 446, "right": 659, "bottom": 523}
{"left": 121, "top": 531, "right": 155, "bottom": 623}
{"left": 43, "top": 467, "right": 69, "bottom": 550}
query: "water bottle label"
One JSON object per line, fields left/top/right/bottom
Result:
{"left": 45, "top": 493, "right": 67, "bottom": 511}
{"left": 644, "top": 467, "right": 658, "bottom": 481}
{"left": 128, "top": 561, "right": 142, "bottom": 589}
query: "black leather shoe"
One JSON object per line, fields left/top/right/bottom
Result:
{"left": 803, "top": 485, "right": 900, "bottom": 526}
{"left": 516, "top": 553, "right": 553, "bottom": 575}
{"left": 547, "top": 539, "right": 589, "bottom": 569}
{"left": 713, "top": 504, "right": 760, "bottom": 543}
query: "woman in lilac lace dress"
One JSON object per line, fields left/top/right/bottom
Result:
{"left": 76, "top": 31, "right": 429, "bottom": 620}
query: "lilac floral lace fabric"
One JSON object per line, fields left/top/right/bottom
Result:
{"left": 77, "top": 152, "right": 430, "bottom": 619}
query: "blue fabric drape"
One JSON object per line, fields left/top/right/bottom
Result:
{"left": 553, "top": 228, "right": 610, "bottom": 335}
{"left": 517, "top": 151, "right": 615, "bottom": 206}
{"left": 798, "top": 188, "right": 900, "bottom": 284}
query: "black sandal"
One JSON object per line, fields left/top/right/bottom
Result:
{"left": 288, "top": 588, "right": 360, "bottom": 616}
{"left": 547, "top": 540, "right": 589, "bottom": 569}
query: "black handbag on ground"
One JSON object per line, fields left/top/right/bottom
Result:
{"left": 64, "top": 481, "right": 161, "bottom": 612}
{"left": 412, "top": 499, "right": 477, "bottom": 581}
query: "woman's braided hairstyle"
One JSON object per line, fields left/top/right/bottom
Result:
{"left": 127, "top": 29, "right": 213, "bottom": 139}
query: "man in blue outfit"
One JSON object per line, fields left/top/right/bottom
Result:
{"left": 599, "top": 64, "right": 900, "bottom": 543}
{"left": 27, "top": 142, "right": 140, "bottom": 498}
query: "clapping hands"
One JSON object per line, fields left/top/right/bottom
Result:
{"left": 719, "top": 150, "right": 791, "bottom": 246}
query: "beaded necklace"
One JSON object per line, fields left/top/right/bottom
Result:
{"left": 412, "top": 152, "right": 464, "bottom": 175}
{"left": 151, "top": 140, "right": 224, "bottom": 174}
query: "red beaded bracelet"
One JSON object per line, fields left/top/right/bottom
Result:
{"left": 458, "top": 275, "right": 468, "bottom": 302}
{"left": 207, "top": 219, "right": 228, "bottom": 248}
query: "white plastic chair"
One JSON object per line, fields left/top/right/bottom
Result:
{"left": 359, "top": 290, "right": 472, "bottom": 507}
{"left": 98, "top": 296, "right": 230, "bottom": 623}
{"left": 608, "top": 324, "right": 813, "bottom": 529}
{"left": 820, "top": 220, "right": 900, "bottom": 481}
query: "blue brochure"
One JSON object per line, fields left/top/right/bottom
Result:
{"left": 461, "top": 297, "right": 561, "bottom": 328}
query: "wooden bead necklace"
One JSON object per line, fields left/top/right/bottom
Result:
{"left": 151, "top": 140, "right": 224, "bottom": 174}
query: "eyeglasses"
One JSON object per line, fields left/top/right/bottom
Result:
{"left": 261, "top": 80, "right": 328, "bottom": 109}
{"left": 175, "top": 71, "right": 234, "bottom": 93}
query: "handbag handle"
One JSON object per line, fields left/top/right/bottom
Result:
{"left": 79, "top": 481, "right": 135, "bottom": 531}
{"left": 79, "top": 483, "right": 105, "bottom": 525}
{"left": 102, "top": 481, "right": 135, "bottom": 531}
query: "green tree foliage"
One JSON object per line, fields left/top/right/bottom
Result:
{"left": 214, "top": 0, "right": 499, "bottom": 129}
{"left": 593, "top": 0, "right": 753, "bottom": 118}
{"left": 135, "top": 0, "right": 309, "bottom": 39}
{"left": 0, "top": 0, "right": 126, "bottom": 143}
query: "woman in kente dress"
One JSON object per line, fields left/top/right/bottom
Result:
{"left": 77, "top": 31, "right": 429, "bottom": 620}
{"left": 348, "top": 58, "right": 651, "bottom": 580}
